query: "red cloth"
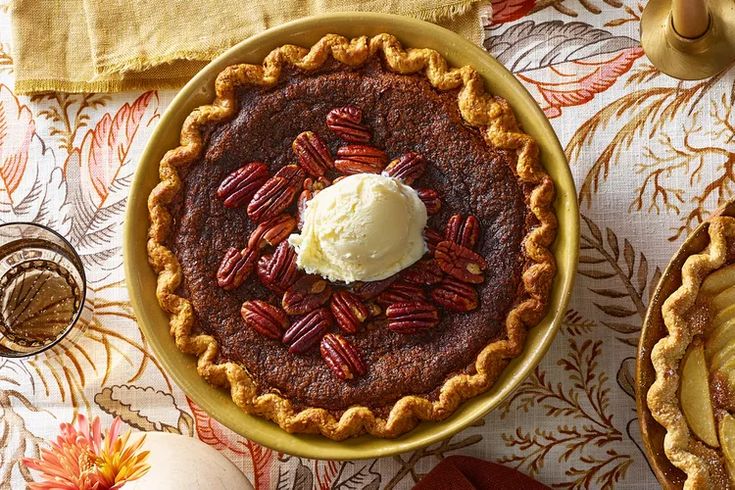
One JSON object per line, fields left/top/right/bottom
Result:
{"left": 414, "top": 456, "right": 550, "bottom": 490}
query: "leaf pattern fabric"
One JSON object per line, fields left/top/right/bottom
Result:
{"left": 485, "top": 20, "right": 643, "bottom": 117}
{"left": 1, "top": 1, "right": 732, "bottom": 488}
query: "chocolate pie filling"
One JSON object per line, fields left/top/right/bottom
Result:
{"left": 169, "top": 58, "right": 532, "bottom": 412}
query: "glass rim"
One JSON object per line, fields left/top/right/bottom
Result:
{"left": 0, "top": 221, "right": 88, "bottom": 359}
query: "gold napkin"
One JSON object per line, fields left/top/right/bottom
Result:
{"left": 10, "top": 0, "right": 487, "bottom": 95}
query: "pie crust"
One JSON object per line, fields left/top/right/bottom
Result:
{"left": 147, "top": 33, "right": 557, "bottom": 439}
{"left": 649, "top": 216, "right": 735, "bottom": 487}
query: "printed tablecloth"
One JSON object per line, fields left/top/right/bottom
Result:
{"left": 2, "top": 1, "right": 733, "bottom": 488}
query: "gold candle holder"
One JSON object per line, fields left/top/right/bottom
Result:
{"left": 641, "top": 0, "right": 735, "bottom": 80}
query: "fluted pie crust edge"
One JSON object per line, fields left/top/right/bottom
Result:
{"left": 648, "top": 216, "right": 735, "bottom": 487}
{"left": 147, "top": 33, "right": 557, "bottom": 439}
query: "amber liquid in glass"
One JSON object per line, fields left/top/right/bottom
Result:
{"left": 0, "top": 242, "right": 83, "bottom": 354}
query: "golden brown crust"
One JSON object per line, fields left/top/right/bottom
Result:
{"left": 147, "top": 33, "right": 557, "bottom": 439}
{"left": 648, "top": 216, "right": 735, "bottom": 488}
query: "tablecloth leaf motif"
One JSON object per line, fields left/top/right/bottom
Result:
{"left": 24, "top": 316, "right": 144, "bottom": 411}
{"left": 485, "top": 20, "right": 643, "bottom": 117}
{"left": 331, "top": 460, "right": 381, "bottom": 490}
{"left": 94, "top": 384, "right": 193, "bottom": 435}
{"left": 562, "top": 309, "right": 596, "bottom": 336}
{"left": 0, "top": 86, "right": 170, "bottom": 488}
{"left": 568, "top": 68, "right": 735, "bottom": 241}
{"left": 491, "top": 0, "right": 536, "bottom": 24}
{"left": 292, "top": 462, "right": 314, "bottom": 490}
{"left": 0, "top": 84, "right": 33, "bottom": 197}
{"left": 0, "top": 82, "right": 166, "bottom": 443}
{"left": 314, "top": 460, "right": 341, "bottom": 489}
{"left": 63, "top": 91, "right": 160, "bottom": 284}
{"left": 579, "top": 214, "right": 661, "bottom": 346}
{"left": 0, "top": 361, "right": 44, "bottom": 487}
{"left": 0, "top": 86, "right": 69, "bottom": 232}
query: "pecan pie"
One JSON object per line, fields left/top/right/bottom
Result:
{"left": 147, "top": 34, "right": 557, "bottom": 439}
{"left": 649, "top": 216, "right": 735, "bottom": 488}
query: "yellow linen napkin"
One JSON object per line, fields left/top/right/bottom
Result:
{"left": 10, "top": 0, "right": 487, "bottom": 95}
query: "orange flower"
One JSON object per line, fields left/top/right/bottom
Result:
{"left": 95, "top": 418, "right": 150, "bottom": 490}
{"left": 22, "top": 415, "right": 150, "bottom": 490}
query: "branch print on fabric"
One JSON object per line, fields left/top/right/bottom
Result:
{"left": 604, "top": 3, "right": 643, "bottom": 27}
{"left": 568, "top": 67, "right": 735, "bottom": 240}
{"left": 531, "top": 0, "right": 623, "bottom": 17}
{"left": 499, "top": 338, "right": 632, "bottom": 489}
{"left": 498, "top": 215, "right": 658, "bottom": 488}
{"left": 485, "top": 21, "right": 643, "bottom": 117}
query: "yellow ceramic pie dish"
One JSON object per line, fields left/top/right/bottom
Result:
{"left": 124, "top": 12, "right": 578, "bottom": 459}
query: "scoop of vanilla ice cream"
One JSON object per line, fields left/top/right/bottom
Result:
{"left": 288, "top": 173, "right": 427, "bottom": 283}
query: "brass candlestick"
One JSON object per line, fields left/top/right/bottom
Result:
{"left": 641, "top": 0, "right": 735, "bottom": 80}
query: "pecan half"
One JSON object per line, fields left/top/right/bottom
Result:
{"left": 283, "top": 307, "right": 333, "bottom": 354}
{"left": 416, "top": 188, "right": 441, "bottom": 215}
{"left": 216, "top": 162, "right": 269, "bottom": 208}
{"left": 330, "top": 290, "right": 369, "bottom": 334}
{"left": 444, "top": 214, "right": 481, "bottom": 250}
{"left": 351, "top": 275, "right": 397, "bottom": 300}
{"left": 320, "top": 333, "right": 366, "bottom": 380}
{"left": 241, "top": 300, "right": 289, "bottom": 339}
{"left": 377, "top": 279, "right": 427, "bottom": 305}
{"left": 431, "top": 278, "right": 479, "bottom": 312}
{"left": 383, "top": 152, "right": 426, "bottom": 185}
{"left": 248, "top": 214, "right": 296, "bottom": 250}
{"left": 282, "top": 275, "right": 332, "bottom": 315}
{"left": 334, "top": 145, "right": 388, "bottom": 175}
{"left": 247, "top": 165, "right": 304, "bottom": 223}
{"left": 326, "top": 106, "right": 371, "bottom": 143}
{"left": 386, "top": 302, "right": 440, "bottom": 334}
{"left": 424, "top": 227, "right": 443, "bottom": 255}
{"left": 293, "top": 131, "right": 334, "bottom": 177}
{"left": 216, "top": 247, "right": 257, "bottom": 290}
{"left": 276, "top": 164, "right": 306, "bottom": 187}
{"left": 434, "top": 241, "right": 487, "bottom": 284}
{"left": 296, "top": 178, "right": 330, "bottom": 229}
{"left": 401, "top": 259, "right": 443, "bottom": 286}
{"left": 257, "top": 242, "right": 299, "bottom": 293}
